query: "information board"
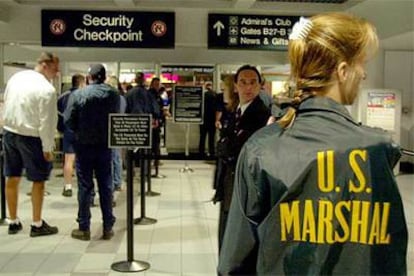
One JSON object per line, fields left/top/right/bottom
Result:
{"left": 42, "top": 10, "right": 175, "bottom": 48}
{"left": 108, "top": 114, "right": 152, "bottom": 148}
{"left": 366, "top": 92, "right": 396, "bottom": 132}
{"left": 173, "top": 86, "right": 203, "bottom": 123}
{"left": 208, "top": 13, "right": 299, "bottom": 51}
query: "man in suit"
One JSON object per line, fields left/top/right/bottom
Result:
{"left": 199, "top": 82, "right": 217, "bottom": 158}
{"left": 217, "top": 64, "right": 271, "bottom": 250}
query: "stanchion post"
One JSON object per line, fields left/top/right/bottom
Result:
{"left": 179, "top": 123, "right": 193, "bottom": 173}
{"left": 111, "top": 149, "right": 150, "bottom": 272}
{"left": 145, "top": 149, "right": 160, "bottom": 196}
{"left": 134, "top": 149, "right": 157, "bottom": 225}
{"left": 151, "top": 135, "right": 166, "bottom": 179}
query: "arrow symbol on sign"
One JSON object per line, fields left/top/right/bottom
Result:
{"left": 213, "top": 21, "right": 225, "bottom": 36}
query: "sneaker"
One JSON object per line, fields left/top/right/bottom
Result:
{"left": 102, "top": 229, "right": 114, "bottom": 240}
{"left": 62, "top": 188, "right": 72, "bottom": 197}
{"left": 71, "top": 229, "right": 91, "bottom": 241}
{"left": 30, "top": 220, "right": 58, "bottom": 237}
{"left": 112, "top": 200, "right": 116, "bottom": 207}
{"left": 8, "top": 222, "right": 23, "bottom": 235}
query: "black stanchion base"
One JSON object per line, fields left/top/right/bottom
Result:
{"left": 0, "top": 219, "right": 8, "bottom": 225}
{"left": 145, "top": 191, "right": 161, "bottom": 197}
{"left": 151, "top": 174, "right": 166, "bottom": 179}
{"left": 111, "top": 260, "right": 150, "bottom": 272}
{"left": 179, "top": 166, "right": 193, "bottom": 173}
{"left": 137, "top": 191, "right": 160, "bottom": 196}
{"left": 134, "top": 217, "right": 157, "bottom": 225}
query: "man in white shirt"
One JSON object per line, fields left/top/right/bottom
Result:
{"left": 3, "top": 52, "right": 60, "bottom": 237}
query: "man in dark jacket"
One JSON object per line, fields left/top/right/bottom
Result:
{"left": 125, "top": 72, "right": 161, "bottom": 168}
{"left": 199, "top": 82, "right": 217, "bottom": 158}
{"left": 64, "top": 64, "right": 119, "bottom": 241}
{"left": 125, "top": 72, "right": 160, "bottom": 118}
{"left": 217, "top": 65, "right": 271, "bottom": 250}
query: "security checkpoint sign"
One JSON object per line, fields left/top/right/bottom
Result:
{"left": 42, "top": 10, "right": 175, "bottom": 48}
{"left": 208, "top": 13, "right": 300, "bottom": 51}
{"left": 109, "top": 114, "right": 152, "bottom": 149}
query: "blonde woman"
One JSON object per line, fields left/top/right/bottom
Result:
{"left": 218, "top": 13, "right": 407, "bottom": 275}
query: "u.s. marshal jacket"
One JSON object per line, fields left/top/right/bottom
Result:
{"left": 218, "top": 96, "right": 407, "bottom": 275}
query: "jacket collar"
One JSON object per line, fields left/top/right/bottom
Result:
{"left": 297, "top": 96, "right": 359, "bottom": 126}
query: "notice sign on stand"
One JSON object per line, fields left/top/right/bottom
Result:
{"left": 173, "top": 86, "right": 203, "bottom": 123}
{"left": 109, "top": 114, "right": 152, "bottom": 148}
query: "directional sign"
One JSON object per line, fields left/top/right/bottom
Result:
{"left": 42, "top": 10, "right": 175, "bottom": 48}
{"left": 213, "top": 20, "right": 225, "bottom": 36}
{"left": 208, "top": 13, "right": 300, "bottom": 51}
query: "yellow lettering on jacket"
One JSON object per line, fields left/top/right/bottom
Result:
{"left": 349, "top": 150, "right": 367, "bottom": 193}
{"left": 280, "top": 201, "right": 300, "bottom": 241}
{"left": 279, "top": 200, "right": 390, "bottom": 244}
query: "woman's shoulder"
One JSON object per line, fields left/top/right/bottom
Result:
{"left": 359, "top": 124, "right": 394, "bottom": 144}
{"left": 244, "top": 123, "right": 283, "bottom": 152}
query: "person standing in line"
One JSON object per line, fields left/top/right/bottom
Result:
{"left": 106, "top": 75, "right": 126, "bottom": 193}
{"left": 216, "top": 65, "right": 271, "bottom": 251}
{"left": 199, "top": 82, "right": 217, "bottom": 158}
{"left": 147, "top": 77, "right": 163, "bottom": 171}
{"left": 125, "top": 72, "right": 161, "bottom": 169}
{"left": 218, "top": 13, "right": 407, "bottom": 275}
{"left": 65, "top": 64, "right": 119, "bottom": 241}
{"left": 125, "top": 72, "right": 159, "bottom": 117}
{"left": 212, "top": 75, "right": 238, "bottom": 203}
{"left": 3, "top": 52, "right": 60, "bottom": 237}
{"left": 58, "top": 74, "right": 86, "bottom": 197}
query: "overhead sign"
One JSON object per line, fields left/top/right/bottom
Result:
{"left": 173, "top": 86, "right": 203, "bottom": 124}
{"left": 42, "top": 10, "right": 175, "bottom": 48}
{"left": 109, "top": 114, "right": 152, "bottom": 149}
{"left": 208, "top": 13, "right": 300, "bottom": 51}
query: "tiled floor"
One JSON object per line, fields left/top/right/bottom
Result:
{"left": 0, "top": 160, "right": 412, "bottom": 275}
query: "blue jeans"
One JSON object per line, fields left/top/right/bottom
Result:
{"left": 111, "top": 149, "right": 122, "bottom": 190}
{"left": 75, "top": 143, "right": 115, "bottom": 231}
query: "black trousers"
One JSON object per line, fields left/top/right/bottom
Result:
{"left": 199, "top": 124, "right": 216, "bottom": 156}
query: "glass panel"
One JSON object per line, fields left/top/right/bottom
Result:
{"left": 119, "top": 62, "right": 155, "bottom": 90}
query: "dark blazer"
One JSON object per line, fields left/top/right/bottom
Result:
{"left": 222, "top": 95, "right": 271, "bottom": 211}
{"left": 233, "top": 95, "right": 271, "bottom": 159}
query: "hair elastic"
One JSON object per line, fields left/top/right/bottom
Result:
{"left": 289, "top": 17, "right": 313, "bottom": 40}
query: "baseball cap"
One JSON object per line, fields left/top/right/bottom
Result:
{"left": 88, "top": 64, "right": 106, "bottom": 83}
